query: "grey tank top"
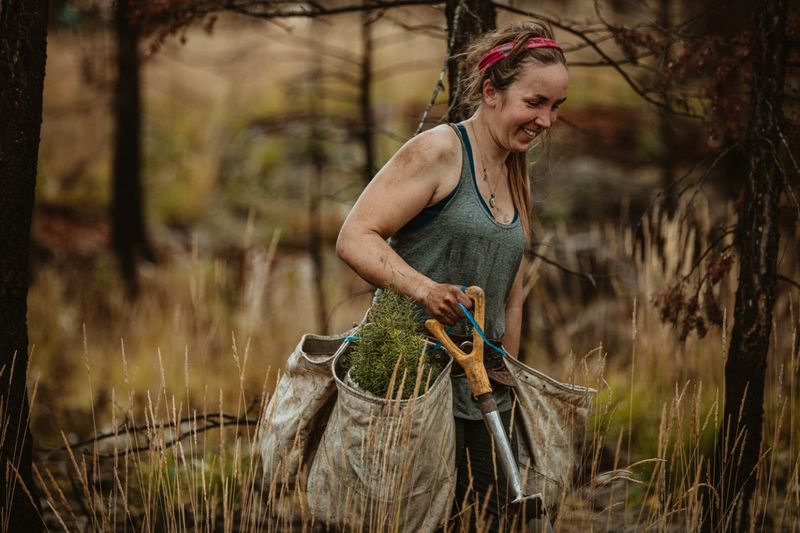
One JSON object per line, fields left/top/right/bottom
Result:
{"left": 386, "top": 123, "right": 525, "bottom": 340}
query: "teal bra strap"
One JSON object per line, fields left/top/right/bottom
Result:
{"left": 454, "top": 123, "right": 518, "bottom": 224}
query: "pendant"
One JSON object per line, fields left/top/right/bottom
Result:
{"left": 489, "top": 194, "right": 496, "bottom": 208}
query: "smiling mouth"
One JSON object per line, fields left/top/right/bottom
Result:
{"left": 521, "top": 126, "right": 537, "bottom": 137}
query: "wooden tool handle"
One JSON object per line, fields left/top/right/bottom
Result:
{"left": 425, "top": 286, "right": 492, "bottom": 397}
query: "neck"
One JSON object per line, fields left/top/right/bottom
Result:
{"left": 466, "top": 110, "right": 509, "bottom": 167}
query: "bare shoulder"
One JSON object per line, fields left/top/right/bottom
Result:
{"left": 413, "top": 123, "right": 461, "bottom": 152}
{"left": 343, "top": 125, "right": 460, "bottom": 237}
{"left": 386, "top": 124, "right": 461, "bottom": 174}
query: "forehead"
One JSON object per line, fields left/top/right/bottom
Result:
{"left": 509, "top": 62, "right": 569, "bottom": 99}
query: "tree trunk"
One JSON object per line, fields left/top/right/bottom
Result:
{"left": 360, "top": 5, "right": 376, "bottom": 185}
{"left": 113, "top": 0, "right": 153, "bottom": 296}
{"left": 0, "top": 1, "right": 48, "bottom": 531}
{"left": 707, "top": 0, "right": 787, "bottom": 530}
{"left": 445, "top": 0, "right": 495, "bottom": 121}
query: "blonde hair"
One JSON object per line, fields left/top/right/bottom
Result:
{"left": 458, "top": 22, "right": 566, "bottom": 243}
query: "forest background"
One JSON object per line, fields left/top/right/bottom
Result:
{"left": 2, "top": 0, "right": 799, "bottom": 531}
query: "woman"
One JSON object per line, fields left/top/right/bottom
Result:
{"left": 336, "top": 22, "right": 568, "bottom": 531}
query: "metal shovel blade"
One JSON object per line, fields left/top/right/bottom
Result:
{"left": 508, "top": 493, "right": 547, "bottom": 521}
{"left": 482, "top": 409, "right": 547, "bottom": 521}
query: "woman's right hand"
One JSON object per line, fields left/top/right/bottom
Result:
{"left": 416, "top": 281, "right": 474, "bottom": 326}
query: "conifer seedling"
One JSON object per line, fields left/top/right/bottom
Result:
{"left": 347, "top": 288, "right": 446, "bottom": 399}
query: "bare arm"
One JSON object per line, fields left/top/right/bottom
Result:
{"left": 502, "top": 259, "right": 525, "bottom": 358}
{"left": 336, "top": 125, "right": 472, "bottom": 324}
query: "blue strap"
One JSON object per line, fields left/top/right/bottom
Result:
{"left": 344, "top": 335, "right": 360, "bottom": 343}
{"left": 426, "top": 323, "right": 454, "bottom": 354}
{"left": 426, "top": 341, "right": 442, "bottom": 353}
{"left": 456, "top": 302, "right": 511, "bottom": 358}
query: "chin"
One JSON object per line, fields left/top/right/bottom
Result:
{"left": 511, "top": 137, "right": 534, "bottom": 152}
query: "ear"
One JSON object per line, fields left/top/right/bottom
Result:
{"left": 481, "top": 78, "right": 500, "bottom": 108}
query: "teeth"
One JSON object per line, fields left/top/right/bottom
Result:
{"left": 522, "top": 127, "right": 536, "bottom": 136}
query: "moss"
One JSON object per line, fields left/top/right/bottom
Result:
{"left": 346, "top": 288, "right": 445, "bottom": 400}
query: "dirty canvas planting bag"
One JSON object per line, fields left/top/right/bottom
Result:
{"left": 258, "top": 331, "right": 352, "bottom": 488}
{"left": 307, "top": 349, "right": 456, "bottom": 533}
{"left": 505, "top": 356, "right": 596, "bottom": 512}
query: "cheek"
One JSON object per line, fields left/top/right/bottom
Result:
{"left": 521, "top": 108, "right": 540, "bottom": 123}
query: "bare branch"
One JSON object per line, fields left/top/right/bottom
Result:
{"left": 528, "top": 249, "right": 597, "bottom": 288}
{"left": 681, "top": 228, "right": 736, "bottom": 284}
{"left": 414, "top": 0, "right": 461, "bottom": 135}
{"left": 375, "top": 124, "right": 407, "bottom": 143}
{"left": 229, "top": 0, "right": 444, "bottom": 19}
{"left": 492, "top": 2, "right": 701, "bottom": 119}
{"left": 568, "top": 52, "right": 656, "bottom": 68}
{"left": 44, "top": 411, "right": 261, "bottom": 459}
{"left": 678, "top": 143, "right": 741, "bottom": 224}
{"left": 383, "top": 14, "right": 446, "bottom": 39}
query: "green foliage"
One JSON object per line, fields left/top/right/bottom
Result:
{"left": 347, "top": 288, "right": 444, "bottom": 400}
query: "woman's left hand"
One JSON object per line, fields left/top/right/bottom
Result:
{"left": 416, "top": 280, "right": 473, "bottom": 326}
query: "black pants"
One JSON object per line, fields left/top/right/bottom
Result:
{"left": 452, "top": 411, "right": 520, "bottom": 533}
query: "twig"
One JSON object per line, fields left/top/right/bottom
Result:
{"left": 43, "top": 412, "right": 261, "bottom": 459}
{"left": 415, "top": 0, "right": 462, "bottom": 135}
{"left": 681, "top": 229, "right": 736, "bottom": 283}
{"left": 529, "top": 250, "right": 597, "bottom": 288}
{"left": 568, "top": 53, "right": 656, "bottom": 68}
{"left": 383, "top": 14, "right": 445, "bottom": 39}
{"left": 677, "top": 143, "right": 739, "bottom": 226}
{"left": 229, "top": 0, "right": 444, "bottom": 19}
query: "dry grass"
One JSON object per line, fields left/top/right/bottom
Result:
{"left": 21, "top": 196, "right": 799, "bottom": 532}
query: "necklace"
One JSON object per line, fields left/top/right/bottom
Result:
{"left": 469, "top": 122, "right": 501, "bottom": 209}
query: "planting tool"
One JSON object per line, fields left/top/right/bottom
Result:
{"left": 425, "top": 286, "right": 552, "bottom": 528}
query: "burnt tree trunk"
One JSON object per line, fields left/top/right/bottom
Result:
{"left": 113, "top": 0, "right": 153, "bottom": 295}
{"left": 0, "top": 1, "right": 48, "bottom": 530}
{"left": 707, "top": 0, "right": 787, "bottom": 530}
{"left": 445, "top": 0, "right": 495, "bottom": 121}
{"left": 360, "top": 5, "right": 376, "bottom": 184}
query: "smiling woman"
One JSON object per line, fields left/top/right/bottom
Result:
{"left": 335, "top": 21, "right": 567, "bottom": 532}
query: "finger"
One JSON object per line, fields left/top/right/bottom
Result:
{"left": 449, "top": 286, "right": 472, "bottom": 308}
{"left": 440, "top": 313, "right": 456, "bottom": 326}
{"left": 434, "top": 309, "right": 455, "bottom": 325}
{"left": 445, "top": 307, "right": 462, "bottom": 325}
{"left": 451, "top": 298, "right": 470, "bottom": 317}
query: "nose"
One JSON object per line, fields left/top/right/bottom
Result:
{"left": 534, "top": 111, "right": 553, "bottom": 129}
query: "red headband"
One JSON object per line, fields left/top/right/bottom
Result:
{"left": 478, "top": 37, "right": 563, "bottom": 72}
